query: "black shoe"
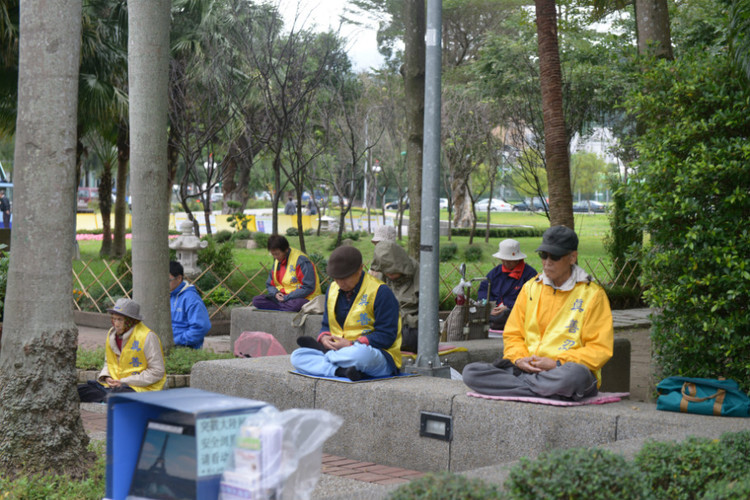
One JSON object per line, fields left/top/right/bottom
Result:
{"left": 297, "top": 336, "right": 328, "bottom": 353}
{"left": 335, "top": 366, "right": 364, "bottom": 381}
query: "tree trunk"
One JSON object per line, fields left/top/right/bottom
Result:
{"left": 403, "top": 0, "right": 425, "bottom": 259}
{"left": 0, "top": 0, "right": 92, "bottom": 476}
{"left": 535, "top": 0, "right": 573, "bottom": 229}
{"left": 99, "top": 163, "right": 114, "bottom": 257}
{"left": 451, "top": 179, "right": 473, "bottom": 228}
{"left": 128, "top": 0, "right": 173, "bottom": 350}
{"left": 114, "top": 120, "right": 129, "bottom": 259}
{"left": 635, "top": 0, "right": 673, "bottom": 59}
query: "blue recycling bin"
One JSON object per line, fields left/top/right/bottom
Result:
{"left": 105, "top": 388, "right": 272, "bottom": 500}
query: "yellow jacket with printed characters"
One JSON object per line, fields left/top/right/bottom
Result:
{"left": 271, "top": 247, "right": 322, "bottom": 300}
{"left": 503, "top": 269, "right": 613, "bottom": 386}
{"left": 326, "top": 273, "right": 402, "bottom": 369}
{"left": 100, "top": 322, "right": 166, "bottom": 392}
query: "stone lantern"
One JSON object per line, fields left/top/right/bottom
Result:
{"left": 169, "top": 220, "right": 208, "bottom": 275}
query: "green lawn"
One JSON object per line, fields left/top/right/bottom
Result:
{"left": 74, "top": 213, "right": 614, "bottom": 311}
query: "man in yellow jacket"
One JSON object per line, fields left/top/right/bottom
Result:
{"left": 463, "top": 225, "right": 613, "bottom": 400}
{"left": 78, "top": 298, "right": 166, "bottom": 402}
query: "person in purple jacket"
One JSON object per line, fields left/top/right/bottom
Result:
{"left": 169, "top": 261, "right": 212, "bottom": 348}
{"left": 477, "top": 239, "right": 537, "bottom": 330}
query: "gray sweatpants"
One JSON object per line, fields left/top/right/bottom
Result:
{"left": 462, "top": 358, "right": 598, "bottom": 401}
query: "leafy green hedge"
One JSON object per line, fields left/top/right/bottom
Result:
{"left": 388, "top": 472, "right": 502, "bottom": 500}
{"left": 506, "top": 447, "right": 649, "bottom": 500}
{"left": 626, "top": 47, "right": 750, "bottom": 389}
{"left": 388, "top": 431, "right": 750, "bottom": 500}
{"left": 76, "top": 346, "right": 234, "bottom": 374}
{"left": 450, "top": 227, "right": 544, "bottom": 238}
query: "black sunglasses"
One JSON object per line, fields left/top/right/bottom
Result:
{"left": 538, "top": 251, "right": 568, "bottom": 261}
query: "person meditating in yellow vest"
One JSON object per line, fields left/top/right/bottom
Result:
{"left": 291, "top": 246, "right": 402, "bottom": 381}
{"left": 252, "top": 235, "right": 322, "bottom": 312}
{"left": 77, "top": 298, "right": 166, "bottom": 403}
{"left": 463, "top": 226, "right": 613, "bottom": 400}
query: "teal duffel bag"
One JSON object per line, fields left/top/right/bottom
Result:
{"left": 656, "top": 377, "right": 750, "bottom": 417}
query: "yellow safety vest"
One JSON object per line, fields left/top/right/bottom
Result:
{"left": 327, "top": 273, "right": 402, "bottom": 368}
{"left": 105, "top": 322, "right": 166, "bottom": 392}
{"left": 272, "top": 247, "right": 322, "bottom": 300}
{"left": 523, "top": 279, "right": 607, "bottom": 386}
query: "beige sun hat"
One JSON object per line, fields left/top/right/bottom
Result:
{"left": 107, "top": 297, "right": 143, "bottom": 321}
{"left": 492, "top": 239, "right": 527, "bottom": 260}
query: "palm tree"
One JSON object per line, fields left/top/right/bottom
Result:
{"left": 0, "top": 0, "right": 91, "bottom": 475}
{"left": 534, "top": 0, "right": 573, "bottom": 228}
{"left": 730, "top": 0, "right": 750, "bottom": 81}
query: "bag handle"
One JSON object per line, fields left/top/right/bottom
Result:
{"left": 680, "top": 382, "right": 726, "bottom": 416}
{"left": 291, "top": 311, "right": 307, "bottom": 328}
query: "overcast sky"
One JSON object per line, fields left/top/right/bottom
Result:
{"left": 275, "top": 0, "right": 386, "bottom": 72}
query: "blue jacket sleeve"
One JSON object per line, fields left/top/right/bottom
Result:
{"left": 285, "top": 256, "right": 316, "bottom": 301}
{"left": 172, "top": 290, "right": 212, "bottom": 348}
{"left": 361, "top": 285, "right": 400, "bottom": 350}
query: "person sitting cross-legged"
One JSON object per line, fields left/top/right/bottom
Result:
{"left": 291, "top": 246, "right": 402, "bottom": 381}
{"left": 462, "top": 226, "right": 613, "bottom": 401}
{"left": 477, "top": 239, "right": 537, "bottom": 331}
{"left": 78, "top": 298, "right": 166, "bottom": 403}
{"left": 252, "top": 235, "right": 322, "bottom": 312}
{"left": 170, "top": 260, "right": 212, "bottom": 349}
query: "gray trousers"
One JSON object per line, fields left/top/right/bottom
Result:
{"left": 462, "top": 358, "right": 598, "bottom": 401}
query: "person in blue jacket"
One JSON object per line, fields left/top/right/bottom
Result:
{"left": 477, "top": 239, "right": 537, "bottom": 330}
{"left": 170, "top": 261, "right": 212, "bottom": 348}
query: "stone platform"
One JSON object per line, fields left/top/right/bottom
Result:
{"left": 190, "top": 354, "right": 750, "bottom": 475}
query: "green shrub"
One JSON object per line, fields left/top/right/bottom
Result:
{"left": 253, "top": 232, "right": 269, "bottom": 249}
{"left": 388, "top": 472, "right": 502, "bottom": 500}
{"left": 303, "top": 228, "right": 313, "bottom": 236}
{"left": 636, "top": 436, "right": 727, "bottom": 500}
{"left": 213, "top": 229, "right": 232, "bottom": 243}
{"left": 626, "top": 48, "right": 750, "bottom": 389}
{"left": 604, "top": 178, "right": 642, "bottom": 285}
{"left": 451, "top": 227, "right": 543, "bottom": 238}
{"left": 76, "top": 346, "right": 106, "bottom": 370}
{"left": 197, "top": 238, "right": 235, "bottom": 277}
{"left": 232, "top": 228, "right": 252, "bottom": 241}
{"left": 341, "top": 231, "right": 360, "bottom": 241}
{"left": 195, "top": 272, "right": 220, "bottom": 293}
{"left": 0, "top": 442, "right": 106, "bottom": 499}
{"left": 165, "top": 347, "right": 234, "bottom": 374}
{"left": 202, "top": 286, "right": 240, "bottom": 307}
{"left": 286, "top": 226, "right": 299, "bottom": 236}
{"left": 703, "top": 474, "right": 750, "bottom": 500}
{"left": 464, "top": 245, "right": 483, "bottom": 262}
{"left": 506, "top": 447, "right": 649, "bottom": 500}
{"left": 603, "top": 285, "right": 646, "bottom": 310}
{"left": 76, "top": 346, "right": 234, "bottom": 375}
{"left": 440, "top": 242, "right": 458, "bottom": 262}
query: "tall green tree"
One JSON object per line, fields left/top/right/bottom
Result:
{"left": 0, "top": 0, "right": 92, "bottom": 475}
{"left": 627, "top": 44, "right": 750, "bottom": 389}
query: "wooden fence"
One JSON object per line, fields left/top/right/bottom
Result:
{"left": 72, "top": 257, "right": 643, "bottom": 320}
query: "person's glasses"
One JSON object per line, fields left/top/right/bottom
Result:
{"left": 538, "top": 251, "right": 567, "bottom": 261}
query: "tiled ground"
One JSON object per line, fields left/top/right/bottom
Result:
{"left": 80, "top": 407, "right": 424, "bottom": 486}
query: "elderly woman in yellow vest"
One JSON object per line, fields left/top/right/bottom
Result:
{"left": 77, "top": 298, "right": 166, "bottom": 403}
{"left": 291, "top": 246, "right": 402, "bottom": 381}
{"left": 463, "top": 226, "right": 613, "bottom": 400}
{"left": 252, "top": 235, "right": 322, "bottom": 312}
